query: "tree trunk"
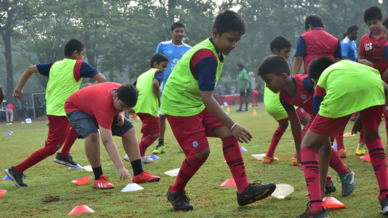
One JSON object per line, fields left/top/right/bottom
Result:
{"left": 1, "top": 5, "right": 15, "bottom": 104}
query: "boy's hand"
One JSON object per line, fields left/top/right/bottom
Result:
{"left": 351, "top": 115, "right": 363, "bottom": 135}
{"left": 358, "top": 59, "right": 374, "bottom": 67}
{"left": 128, "top": 108, "right": 136, "bottom": 116}
{"left": 117, "top": 113, "right": 125, "bottom": 127}
{"left": 13, "top": 88, "right": 24, "bottom": 98}
{"left": 118, "top": 167, "right": 132, "bottom": 181}
{"left": 231, "top": 124, "right": 252, "bottom": 143}
{"left": 297, "top": 154, "right": 303, "bottom": 171}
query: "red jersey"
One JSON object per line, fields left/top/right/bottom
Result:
{"left": 295, "top": 29, "right": 341, "bottom": 73}
{"left": 359, "top": 32, "right": 388, "bottom": 77}
{"left": 6, "top": 103, "right": 15, "bottom": 110}
{"left": 279, "top": 74, "right": 315, "bottom": 115}
{"left": 65, "top": 82, "right": 121, "bottom": 129}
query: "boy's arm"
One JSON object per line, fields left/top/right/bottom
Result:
{"left": 92, "top": 73, "right": 107, "bottom": 83}
{"left": 358, "top": 54, "right": 374, "bottom": 67}
{"left": 99, "top": 126, "right": 131, "bottom": 181}
{"left": 287, "top": 108, "right": 302, "bottom": 156}
{"left": 14, "top": 65, "right": 40, "bottom": 98}
{"left": 152, "top": 79, "right": 161, "bottom": 107}
{"left": 293, "top": 57, "right": 303, "bottom": 75}
{"left": 201, "top": 91, "right": 251, "bottom": 143}
{"left": 293, "top": 36, "right": 305, "bottom": 75}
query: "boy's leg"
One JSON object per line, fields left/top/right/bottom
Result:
{"left": 359, "top": 105, "right": 388, "bottom": 213}
{"left": 6, "top": 116, "right": 70, "bottom": 187}
{"left": 53, "top": 127, "right": 80, "bottom": 167}
{"left": 5, "top": 109, "right": 9, "bottom": 122}
{"left": 10, "top": 110, "right": 13, "bottom": 122}
{"left": 112, "top": 117, "right": 160, "bottom": 183}
{"left": 384, "top": 107, "right": 388, "bottom": 150}
{"left": 265, "top": 118, "right": 288, "bottom": 160}
{"left": 137, "top": 113, "right": 159, "bottom": 160}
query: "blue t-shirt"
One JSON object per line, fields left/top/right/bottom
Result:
{"left": 36, "top": 60, "right": 99, "bottom": 79}
{"left": 156, "top": 40, "right": 191, "bottom": 92}
{"left": 341, "top": 37, "right": 358, "bottom": 62}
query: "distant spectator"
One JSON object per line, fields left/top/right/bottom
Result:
{"left": 6, "top": 102, "right": 15, "bottom": 124}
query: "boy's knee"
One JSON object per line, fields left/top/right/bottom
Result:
{"left": 153, "top": 133, "right": 160, "bottom": 139}
{"left": 194, "top": 148, "right": 210, "bottom": 159}
{"left": 279, "top": 121, "right": 289, "bottom": 130}
{"left": 86, "top": 133, "right": 100, "bottom": 143}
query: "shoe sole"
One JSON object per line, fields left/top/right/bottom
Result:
{"left": 93, "top": 187, "right": 115, "bottom": 190}
{"left": 166, "top": 195, "right": 194, "bottom": 212}
{"left": 239, "top": 185, "right": 276, "bottom": 206}
{"left": 381, "top": 206, "right": 388, "bottom": 215}
{"left": 5, "top": 169, "right": 27, "bottom": 188}
{"left": 134, "top": 178, "right": 161, "bottom": 184}
{"left": 53, "top": 158, "right": 77, "bottom": 168}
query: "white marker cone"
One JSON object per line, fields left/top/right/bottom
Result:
{"left": 271, "top": 184, "right": 294, "bottom": 199}
{"left": 164, "top": 168, "right": 180, "bottom": 177}
{"left": 121, "top": 183, "right": 144, "bottom": 192}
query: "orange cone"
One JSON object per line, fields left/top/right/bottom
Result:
{"left": 322, "top": 197, "right": 345, "bottom": 209}
{"left": 72, "top": 176, "right": 92, "bottom": 186}
{"left": 0, "top": 190, "right": 6, "bottom": 198}
{"left": 360, "top": 154, "right": 371, "bottom": 162}
{"left": 68, "top": 205, "right": 95, "bottom": 215}
{"left": 132, "top": 114, "right": 137, "bottom": 120}
{"left": 253, "top": 109, "right": 257, "bottom": 116}
{"left": 343, "top": 132, "right": 355, "bottom": 137}
{"left": 220, "top": 178, "right": 236, "bottom": 187}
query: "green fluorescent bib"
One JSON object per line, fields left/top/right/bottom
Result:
{"left": 161, "top": 39, "right": 224, "bottom": 116}
{"left": 46, "top": 59, "right": 82, "bottom": 116}
{"left": 134, "top": 68, "right": 159, "bottom": 117}
{"left": 317, "top": 60, "right": 385, "bottom": 118}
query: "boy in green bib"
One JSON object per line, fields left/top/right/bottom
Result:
{"left": 5, "top": 39, "right": 106, "bottom": 188}
{"left": 299, "top": 57, "right": 388, "bottom": 217}
{"left": 161, "top": 10, "right": 276, "bottom": 212}
{"left": 129, "top": 53, "right": 168, "bottom": 163}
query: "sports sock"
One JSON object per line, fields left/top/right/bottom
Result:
{"left": 171, "top": 154, "right": 207, "bottom": 192}
{"left": 329, "top": 147, "right": 349, "bottom": 176}
{"left": 266, "top": 126, "right": 285, "bottom": 158}
{"left": 336, "top": 135, "right": 345, "bottom": 150}
{"left": 15, "top": 147, "right": 54, "bottom": 173}
{"left": 93, "top": 166, "right": 103, "bottom": 180}
{"left": 301, "top": 148, "right": 322, "bottom": 210}
{"left": 365, "top": 137, "right": 388, "bottom": 202}
{"left": 385, "top": 110, "right": 388, "bottom": 145}
{"left": 60, "top": 127, "right": 79, "bottom": 156}
{"left": 222, "top": 135, "right": 249, "bottom": 193}
{"left": 139, "top": 134, "right": 157, "bottom": 156}
{"left": 159, "top": 139, "right": 164, "bottom": 146}
{"left": 130, "top": 159, "right": 143, "bottom": 176}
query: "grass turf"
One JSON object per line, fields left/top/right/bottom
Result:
{"left": 0, "top": 104, "right": 385, "bottom": 217}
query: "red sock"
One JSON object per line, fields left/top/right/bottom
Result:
{"left": 223, "top": 135, "right": 249, "bottom": 193}
{"left": 326, "top": 175, "right": 332, "bottom": 184}
{"left": 329, "top": 147, "right": 349, "bottom": 175}
{"left": 336, "top": 134, "right": 345, "bottom": 150}
{"left": 15, "top": 147, "right": 55, "bottom": 173}
{"left": 266, "top": 126, "right": 285, "bottom": 158}
{"left": 171, "top": 154, "right": 207, "bottom": 192}
{"left": 60, "top": 127, "right": 79, "bottom": 156}
{"left": 359, "top": 130, "right": 364, "bottom": 144}
{"left": 365, "top": 137, "right": 388, "bottom": 202}
{"left": 301, "top": 148, "right": 322, "bottom": 209}
{"left": 139, "top": 134, "right": 157, "bottom": 156}
{"left": 385, "top": 109, "right": 388, "bottom": 145}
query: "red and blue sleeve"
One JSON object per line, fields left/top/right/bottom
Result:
{"left": 280, "top": 98, "right": 293, "bottom": 111}
{"left": 313, "top": 85, "right": 326, "bottom": 116}
{"left": 154, "top": 70, "right": 164, "bottom": 84}
{"left": 190, "top": 49, "right": 218, "bottom": 91}
{"left": 384, "top": 42, "right": 388, "bottom": 62}
{"left": 294, "top": 36, "right": 306, "bottom": 57}
{"left": 302, "top": 77, "right": 315, "bottom": 93}
{"left": 36, "top": 62, "right": 55, "bottom": 77}
{"left": 73, "top": 61, "right": 99, "bottom": 82}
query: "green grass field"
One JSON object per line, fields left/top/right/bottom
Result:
{"left": 0, "top": 104, "right": 386, "bottom": 217}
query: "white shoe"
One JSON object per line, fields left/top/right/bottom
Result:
{"left": 141, "top": 156, "right": 153, "bottom": 163}
{"left": 123, "top": 154, "right": 130, "bottom": 162}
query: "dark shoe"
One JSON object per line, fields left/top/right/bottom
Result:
{"left": 338, "top": 167, "right": 355, "bottom": 196}
{"left": 325, "top": 179, "right": 336, "bottom": 195}
{"left": 381, "top": 194, "right": 388, "bottom": 215}
{"left": 296, "top": 205, "right": 328, "bottom": 218}
{"left": 53, "top": 153, "right": 77, "bottom": 167}
{"left": 236, "top": 108, "right": 243, "bottom": 112}
{"left": 237, "top": 181, "right": 276, "bottom": 206}
{"left": 166, "top": 186, "right": 193, "bottom": 211}
{"left": 5, "top": 166, "right": 27, "bottom": 187}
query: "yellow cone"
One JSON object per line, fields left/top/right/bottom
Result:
{"left": 227, "top": 107, "right": 230, "bottom": 112}
{"left": 137, "top": 116, "right": 140, "bottom": 121}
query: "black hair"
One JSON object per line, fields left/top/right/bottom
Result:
{"left": 150, "top": 53, "right": 169, "bottom": 68}
{"left": 364, "top": 6, "right": 383, "bottom": 23}
{"left": 64, "top": 39, "right": 85, "bottom": 57}
{"left": 237, "top": 63, "right": 244, "bottom": 69}
{"left": 343, "top": 25, "right": 358, "bottom": 38}
{"left": 116, "top": 84, "right": 138, "bottom": 107}
{"left": 307, "top": 57, "right": 335, "bottom": 85}
{"left": 257, "top": 55, "right": 290, "bottom": 76}
{"left": 305, "top": 15, "right": 324, "bottom": 31}
{"left": 270, "top": 36, "right": 291, "bottom": 53}
{"left": 213, "top": 10, "right": 246, "bottom": 36}
{"left": 383, "top": 17, "right": 388, "bottom": 29}
{"left": 171, "top": 22, "right": 185, "bottom": 31}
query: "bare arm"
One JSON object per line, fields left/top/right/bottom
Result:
{"left": 13, "top": 65, "right": 40, "bottom": 98}
{"left": 287, "top": 108, "right": 302, "bottom": 160}
{"left": 358, "top": 54, "right": 374, "bottom": 67}
{"left": 201, "top": 90, "right": 251, "bottom": 143}
{"left": 335, "top": 58, "right": 342, "bottom": 62}
{"left": 152, "top": 79, "right": 161, "bottom": 107}
{"left": 92, "top": 73, "right": 107, "bottom": 83}
{"left": 243, "top": 79, "right": 248, "bottom": 89}
{"left": 292, "top": 56, "right": 303, "bottom": 75}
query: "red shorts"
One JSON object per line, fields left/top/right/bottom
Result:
{"left": 137, "top": 113, "right": 160, "bottom": 134}
{"left": 310, "top": 105, "right": 384, "bottom": 135}
{"left": 46, "top": 115, "right": 71, "bottom": 152}
{"left": 166, "top": 108, "right": 224, "bottom": 155}
{"left": 296, "top": 108, "right": 308, "bottom": 120}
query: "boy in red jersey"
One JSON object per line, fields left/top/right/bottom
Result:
{"left": 65, "top": 83, "right": 160, "bottom": 189}
{"left": 258, "top": 55, "right": 356, "bottom": 199}
{"left": 293, "top": 15, "right": 342, "bottom": 75}
{"left": 357, "top": 6, "right": 388, "bottom": 155}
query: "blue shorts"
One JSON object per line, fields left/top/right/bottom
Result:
{"left": 67, "top": 110, "right": 134, "bottom": 138}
